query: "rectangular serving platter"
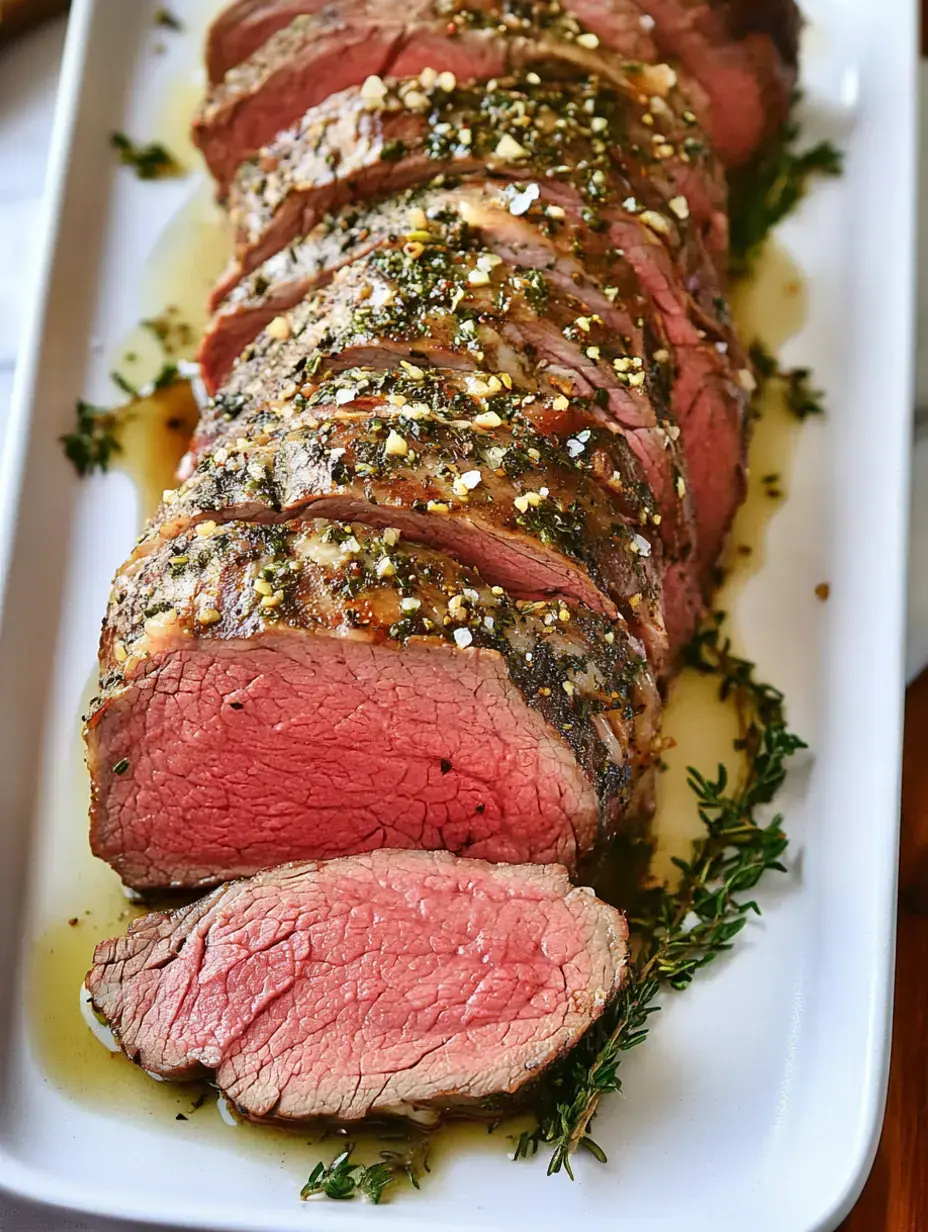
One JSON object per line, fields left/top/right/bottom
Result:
{"left": 0, "top": 1, "right": 917, "bottom": 1229}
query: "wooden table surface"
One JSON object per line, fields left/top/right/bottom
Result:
{"left": 837, "top": 671, "right": 928, "bottom": 1231}
{"left": 841, "top": 16, "right": 928, "bottom": 1228}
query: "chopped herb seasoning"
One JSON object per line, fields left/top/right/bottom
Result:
{"left": 749, "top": 341, "right": 827, "bottom": 421}
{"left": 783, "top": 367, "right": 826, "bottom": 420}
{"left": 379, "top": 139, "right": 407, "bottom": 163}
{"left": 110, "top": 371, "right": 140, "bottom": 399}
{"left": 112, "top": 758, "right": 130, "bottom": 775}
{"left": 110, "top": 132, "right": 182, "bottom": 180}
{"left": 60, "top": 400, "right": 122, "bottom": 477}
{"left": 152, "top": 362, "right": 181, "bottom": 392}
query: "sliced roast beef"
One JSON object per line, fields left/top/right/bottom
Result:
{"left": 146, "top": 381, "right": 671, "bottom": 661}
{"left": 203, "top": 179, "right": 727, "bottom": 392}
{"left": 86, "top": 852, "right": 627, "bottom": 1121}
{"left": 220, "top": 71, "right": 726, "bottom": 296}
{"left": 204, "top": 0, "right": 656, "bottom": 84}
{"left": 87, "top": 518, "right": 659, "bottom": 889}
{"left": 203, "top": 0, "right": 794, "bottom": 167}
{"left": 203, "top": 175, "right": 745, "bottom": 581}
{"left": 207, "top": 228, "right": 716, "bottom": 597}
{"left": 195, "top": 5, "right": 561, "bottom": 188}
{"left": 630, "top": 0, "right": 799, "bottom": 165}
{"left": 194, "top": 1, "right": 706, "bottom": 190}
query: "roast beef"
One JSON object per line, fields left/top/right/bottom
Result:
{"left": 194, "top": 0, "right": 688, "bottom": 189}
{"left": 84, "top": 0, "right": 762, "bottom": 905}
{"left": 204, "top": 0, "right": 653, "bottom": 83}
{"left": 143, "top": 374, "right": 672, "bottom": 660}
{"left": 202, "top": 0, "right": 796, "bottom": 169}
{"left": 219, "top": 70, "right": 727, "bottom": 296}
{"left": 86, "top": 852, "right": 628, "bottom": 1121}
{"left": 200, "top": 176, "right": 746, "bottom": 581}
{"left": 206, "top": 224, "right": 740, "bottom": 611}
{"left": 630, "top": 0, "right": 800, "bottom": 165}
{"left": 87, "top": 518, "right": 659, "bottom": 889}
{"left": 201, "top": 179, "right": 733, "bottom": 391}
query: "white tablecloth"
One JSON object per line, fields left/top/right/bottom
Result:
{"left": 0, "top": 13, "right": 925, "bottom": 1232}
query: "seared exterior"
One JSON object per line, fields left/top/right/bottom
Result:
{"left": 146, "top": 376, "right": 671, "bottom": 657}
{"left": 86, "top": 852, "right": 628, "bottom": 1121}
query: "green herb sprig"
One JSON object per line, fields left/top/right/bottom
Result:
{"left": 728, "top": 114, "right": 842, "bottom": 278}
{"left": 110, "top": 132, "right": 181, "bottom": 181}
{"left": 60, "top": 400, "right": 122, "bottom": 477}
{"left": 518, "top": 614, "right": 805, "bottom": 1177}
{"left": 301, "top": 1142, "right": 425, "bottom": 1204}
{"left": 750, "top": 341, "right": 826, "bottom": 421}
{"left": 154, "top": 6, "right": 183, "bottom": 29}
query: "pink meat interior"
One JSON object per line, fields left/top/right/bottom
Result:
{"left": 90, "top": 634, "right": 597, "bottom": 888}
{"left": 87, "top": 852, "right": 622, "bottom": 1120}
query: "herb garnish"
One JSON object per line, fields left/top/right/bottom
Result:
{"left": 728, "top": 114, "right": 842, "bottom": 277}
{"left": 154, "top": 7, "right": 183, "bottom": 29}
{"left": 516, "top": 613, "right": 804, "bottom": 1176}
{"left": 110, "top": 371, "right": 140, "bottom": 399}
{"left": 750, "top": 341, "right": 826, "bottom": 421}
{"left": 63, "top": 364, "right": 184, "bottom": 477}
{"left": 301, "top": 1142, "right": 425, "bottom": 1204}
{"left": 110, "top": 132, "right": 181, "bottom": 180}
{"left": 60, "top": 400, "right": 121, "bottom": 476}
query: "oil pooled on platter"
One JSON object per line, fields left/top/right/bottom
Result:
{"left": 653, "top": 241, "right": 807, "bottom": 879}
{"left": 107, "top": 180, "right": 231, "bottom": 522}
{"left": 114, "top": 375, "right": 200, "bottom": 518}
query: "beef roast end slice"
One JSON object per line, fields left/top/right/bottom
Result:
{"left": 86, "top": 851, "right": 628, "bottom": 1122}
{"left": 87, "top": 519, "right": 659, "bottom": 889}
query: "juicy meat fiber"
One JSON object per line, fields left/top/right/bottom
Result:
{"left": 86, "top": 852, "right": 628, "bottom": 1122}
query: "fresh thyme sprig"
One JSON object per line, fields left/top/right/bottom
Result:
{"left": 518, "top": 613, "right": 805, "bottom": 1177}
{"left": 750, "top": 341, "right": 826, "bottom": 421}
{"left": 301, "top": 1139, "right": 427, "bottom": 1204}
{"left": 728, "top": 112, "right": 842, "bottom": 277}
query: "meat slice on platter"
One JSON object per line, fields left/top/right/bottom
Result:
{"left": 201, "top": 0, "right": 798, "bottom": 170}
{"left": 217, "top": 71, "right": 728, "bottom": 297}
{"left": 86, "top": 851, "right": 628, "bottom": 1123}
{"left": 87, "top": 518, "right": 660, "bottom": 889}
{"left": 143, "top": 374, "right": 672, "bottom": 662}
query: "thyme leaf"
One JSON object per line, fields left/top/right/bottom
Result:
{"left": 750, "top": 341, "right": 826, "bottom": 420}
{"left": 110, "top": 132, "right": 182, "bottom": 181}
{"left": 728, "top": 115, "right": 842, "bottom": 277}
{"left": 60, "top": 400, "right": 122, "bottom": 477}
{"left": 522, "top": 612, "right": 804, "bottom": 1177}
{"left": 154, "top": 7, "right": 183, "bottom": 29}
{"left": 301, "top": 1140, "right": 426, "bottom": 1204}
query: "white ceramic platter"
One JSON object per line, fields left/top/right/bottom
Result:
{"left": 0, "top": 1, "right": 916, "bottom": 1229}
